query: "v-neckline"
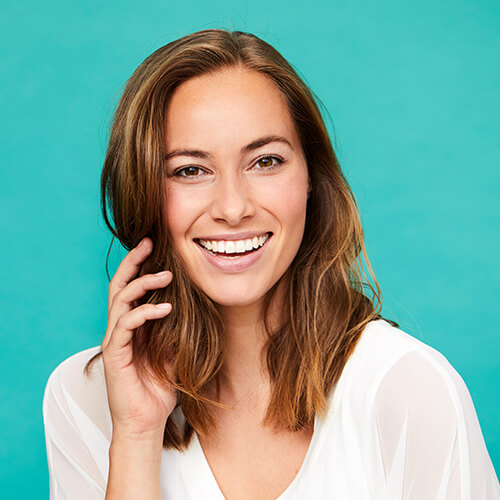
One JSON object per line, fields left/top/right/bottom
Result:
{"left": 190, "top": 409, "right": 324, "bottom": 500}
{"left": 174, "top": 323, "right": 370, "bottom": 498}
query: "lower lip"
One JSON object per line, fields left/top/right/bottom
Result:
{"left": 195, "top": 235, "right": 272, "bottom": 273}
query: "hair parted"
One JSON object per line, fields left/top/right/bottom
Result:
{"left": 85, "top": 28, "right": 397, "bottom": 450}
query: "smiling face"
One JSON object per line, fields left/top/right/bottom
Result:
{"left": 163, "top": 65, "right": 310, "bottom": 309}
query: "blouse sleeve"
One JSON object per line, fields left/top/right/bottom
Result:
{"left": 373, "top": 350, "right": 500, "bottom": 500}
{"left": 43, "top": 348, "right": 111, "bottom": 500}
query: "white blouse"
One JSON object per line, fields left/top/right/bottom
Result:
{"left": 43, "top": 319, "right": 500, "bottom": 499}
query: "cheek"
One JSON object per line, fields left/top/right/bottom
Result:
{"left": 266, "top": 173, "right": 309, "bottom": 224}
{"left": 164, "top": 185, "right": 202, "bottom": 243}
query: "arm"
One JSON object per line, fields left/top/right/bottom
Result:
{"left": 373, "top": 350, "right": 500, "bottom": 499}
{"left": 106, "top": 430, "right": 164, "bottom": 500}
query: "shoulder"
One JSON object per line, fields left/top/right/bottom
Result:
{"left": 339, "top": 319, "right": 471, "bottom": 419}
{"left": 352, "top": 318, "right": 453, "bottom": 365}
{"left": 342, "top": 320, "right": 490, "bottom": 467}
{"left": 353, "top": 321, "right": 500, "bottom": 497}
{"left": 43, "top": 346, "right": 112, "bottom": 443}
{"left": 45, "top": 346, "right": 103, "bottom": 385}
{"left": 333, "top": 320, "right": 500, "bottom": 498}
{"left": 347, "top": 318, "right": 464, "bottom": 384}
{"left": 44, "top": 346, "right": 105, "bottom": 407}
{"left": 43, "top": 348, "right": 112, "bottom": 494}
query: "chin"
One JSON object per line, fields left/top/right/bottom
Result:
{"left": 199, "top": 281, "right": 272, "bottom": 309}
{"left": 213, "top": 296, "right": 263, "bottom": 308}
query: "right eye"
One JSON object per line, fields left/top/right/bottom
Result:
{"left": 174, "top": 166, "right": 206, "bottom": 178}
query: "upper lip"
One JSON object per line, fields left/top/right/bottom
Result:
{"left": 195, "top": 231, "right": 272, "bottom": 241}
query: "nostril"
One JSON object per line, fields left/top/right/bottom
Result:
{"left": 209, "top": 187, "right": 256, "bottom": 224}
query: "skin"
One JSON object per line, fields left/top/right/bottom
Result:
{"left": 164, "top": 66, "right": 311, "bottom": 401}
{"left": 164, "top": 65, "right": 310, "bottom": 308}
{"left": 103, "top": 241, "right": 176, "bottom": 500}
{"left": 103, "top": 66, "right": 311, "bottom": 499}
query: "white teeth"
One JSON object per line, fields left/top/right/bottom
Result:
{"left": 197, "top": 233, "right": 270, "bottom": 255}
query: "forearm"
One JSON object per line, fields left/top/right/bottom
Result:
{"left": 105, "top": 430, "right": 164, "bottom": 500}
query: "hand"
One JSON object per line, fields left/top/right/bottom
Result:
{"left": 101, "top": 237, "right": 177, "bottom": 440}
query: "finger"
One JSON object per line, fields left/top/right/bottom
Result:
{"left": 108, "top": 237, "right": 153, "bottom": 310}
{"left": 112, "top": 271, "right": 173, "bottom": 311}
{"left": 105, "top": 271, "right": 173, "bottom": 343}
{"left": 103, "top": 302, "right": 172, "bottom": 352}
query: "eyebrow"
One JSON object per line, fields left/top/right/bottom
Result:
{"left": 164, "top": 135, "right": 292, "bottom": 161}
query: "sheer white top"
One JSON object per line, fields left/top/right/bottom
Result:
{"left": 43, "top": 319, "right": 500, "bottom": 499}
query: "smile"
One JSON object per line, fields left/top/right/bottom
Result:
{"left": 193, "top": 232, "right": 272, "bottom": 273}
{"left": 195, "top": 233, "right": 271, "bottom": 256}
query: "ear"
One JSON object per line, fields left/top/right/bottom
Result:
{"left": 307, "top": 176, "right": 312, "bottom": 198}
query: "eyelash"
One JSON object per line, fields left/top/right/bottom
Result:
{"left": 173, "top": 155, "right": 284, "bottom": 179}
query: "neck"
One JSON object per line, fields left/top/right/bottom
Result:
{"left": 214, "top": 287, "right": 284, "bottom": 406}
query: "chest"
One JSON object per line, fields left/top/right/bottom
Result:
{"left": 197, "top": 423, "right": 314, "bottom": 500}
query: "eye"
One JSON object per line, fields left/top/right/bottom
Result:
{"left": 254, "top": 155, "right": 284, "bottom": 170}
{"left": 174, "top": 166, "right": 207, "bottom": 178}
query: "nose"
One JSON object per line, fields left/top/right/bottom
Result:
{"left": 209, "top": 173, "right": 256, "bottom": 226}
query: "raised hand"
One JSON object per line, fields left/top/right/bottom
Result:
{"left": 102, "top": 236, "right": 177, "bottom": 440}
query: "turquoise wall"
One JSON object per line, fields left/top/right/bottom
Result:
{"left": 1, "top": 0, "right": 498, "bottom": 496}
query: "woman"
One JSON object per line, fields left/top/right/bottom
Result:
{"left": 43, "top": 29, "right": 500, "bottom": 499}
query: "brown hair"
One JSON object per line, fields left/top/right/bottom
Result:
{"left": 85, "top": 28, "right": 397, "bottom": 450}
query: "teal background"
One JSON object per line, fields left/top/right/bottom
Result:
{"left": 1, "top": 0, "right": 499, "bottom": 496}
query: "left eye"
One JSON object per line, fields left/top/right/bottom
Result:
{"left": 175, "top": 166, "right": 205, "bottom": 177}
{"left": 255, "top": 156, "right": 283, "bottom": 169}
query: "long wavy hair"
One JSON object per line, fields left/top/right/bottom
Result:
{"left": 85, "top": 28, "right": 397, "bottom": 451}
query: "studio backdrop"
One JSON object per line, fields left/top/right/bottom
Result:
{"left": 1, "top": 0, "right": 498, "bottom": 497}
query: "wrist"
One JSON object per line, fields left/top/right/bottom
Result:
{"left": 109, "top": 432, "right": 164, "bottom": 478}
{"left": 112, "top": 422, "right": 165, "bottom": 443}
{"left": 111, "top": 427, "right": 164, "bottom": 450}
{"left": 107, "top": 431, "right": 163, "bottom": 500}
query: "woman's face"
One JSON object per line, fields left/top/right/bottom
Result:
{"left": 163, "top": 66, "right": 310, "bottom": 308}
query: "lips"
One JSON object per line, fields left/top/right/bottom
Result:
{"left": 194, "top": 232, "right": 272, "bottom": 272}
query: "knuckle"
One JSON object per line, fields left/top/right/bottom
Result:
{"left": 109, "top": 277, "right": 126, "bottom": 293}
{"left": 136, "top": 276, "right": 153, "bottom": 293}
{"left": 112, "top": 288, "right": 125, "bottom": 304}
{"left": 135, "top": 303, "right": 157, "bottom": 318}
{"left": 115, "top": 314, "right": 128, "bottom": 330}
{"left": 139, "top": 303, "right": 154, "bottom": 314}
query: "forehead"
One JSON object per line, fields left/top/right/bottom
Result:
{"left": 164, "top": 66, "right": 300, "bottom": 152}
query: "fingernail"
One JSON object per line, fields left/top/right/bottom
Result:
{"left": 155, "top": 271, "right": 170, "bottom": 277}
{"left": 156, "top": 303, "right": 171, "bottom": 309}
